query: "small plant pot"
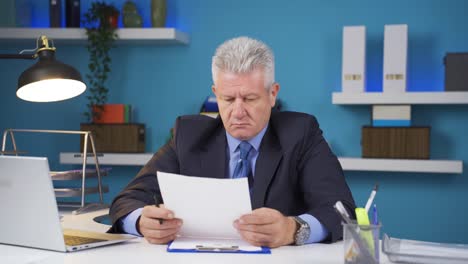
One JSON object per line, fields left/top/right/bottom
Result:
{"left": 107, "top": 13, "right": 119, "bottom": 28}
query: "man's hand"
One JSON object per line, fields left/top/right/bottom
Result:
{"left": 139, "top": 204, "right": 182, "bottom": 244}
{"left": 233, "top": 207, "right": 297, "bottom": 248}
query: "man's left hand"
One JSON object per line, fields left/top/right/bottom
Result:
{"left": 233, "top": 207, "right": 297, "bottom": 248}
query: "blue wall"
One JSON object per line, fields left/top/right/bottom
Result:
{"left": 1, "top": 0, "right": 468, "bottom": 243}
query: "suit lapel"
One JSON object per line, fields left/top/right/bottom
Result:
{"left": 199, "top": 125, "right": 227, "bottom": 179}
{"left": 251, "top": 126, "right": 283, "bottom": 209}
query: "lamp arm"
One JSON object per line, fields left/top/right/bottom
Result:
{"left": 0, "top": 54, "right": 35, "bottom": 60}
{"left": 0, "top": 36, "right": 55, "bottom": 60}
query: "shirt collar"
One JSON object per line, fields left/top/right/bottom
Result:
{"left": 226, "top": 125, "right": 268, "bottom": 154}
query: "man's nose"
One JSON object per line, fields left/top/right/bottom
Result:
{"left": 232, "top": 99, "right": 246, "bottom": 117}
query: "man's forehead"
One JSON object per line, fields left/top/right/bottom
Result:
{"left": 216, "top": 72, "right": 265, "bottom": 88}
{"left": 216, "top": 82, "right": 265, "bottom": 96}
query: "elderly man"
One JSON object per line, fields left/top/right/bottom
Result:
{"left": 109, "top": 36, "right": 355, "bottom": 248}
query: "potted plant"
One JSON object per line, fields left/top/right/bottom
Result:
{"left": 82, "top": 1, "right": 119, "bottom": 122}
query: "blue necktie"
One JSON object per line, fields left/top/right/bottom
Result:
{"left": 232, "top": 141, "right": 254, "bottom": 189}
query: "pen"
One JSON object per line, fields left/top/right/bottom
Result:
{"left": 371, "top": 204, "right": 379, "bottom": 259}
{"left": 153, "top": 194, "right": 164, "bottom": 225}
{"left": 334, "top": 201, "right": 352, "bottom": 223}
{"left": 364, "top": 184, "right": 379, "bottom": 213}
{"left": 372, "top": 204, "right": 378, "bottom": 225}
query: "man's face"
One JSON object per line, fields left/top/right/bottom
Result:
{"left": 212, "top": 68, "right": 280, "bottom": 140}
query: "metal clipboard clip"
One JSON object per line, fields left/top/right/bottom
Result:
{"left": 195, "top": 244, "right": 240, "bottom": 252}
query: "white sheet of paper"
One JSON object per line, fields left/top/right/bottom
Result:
{"left": 157, "top": 171, "right": 252, "bottom": 239}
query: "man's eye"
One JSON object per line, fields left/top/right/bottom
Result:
{"left": 224, "top": 98, "right": 234, "bottom": 103}
{"left": 245, "top": 97, "right": 257, "bottom": 102}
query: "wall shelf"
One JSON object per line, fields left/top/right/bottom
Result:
{"left": 0, "top": 28, "right": 189, "bottom": 45}
{"left": 338, "top": 157, "right": 463, "bottom": 174}
{"left": 332, "top": 91, "right": 468, "bottom": 105}
{"left": 60, "top": 152, "right": 463, "bottom": 174}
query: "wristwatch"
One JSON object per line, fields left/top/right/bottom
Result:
{"left": 292, "top": 216, "right": 310, "bottom": 246}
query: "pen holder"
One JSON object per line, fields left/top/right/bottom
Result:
{"left": 343, "top": 222, "right": 381, "bottom": 264}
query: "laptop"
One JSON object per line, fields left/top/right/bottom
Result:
{"left": 0, "top": 155, "right": 135, "bottom": 252}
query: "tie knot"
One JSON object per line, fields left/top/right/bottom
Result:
{"left": 238, "top": 141, "right": 253, "bottom": 160}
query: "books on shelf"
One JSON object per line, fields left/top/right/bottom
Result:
{"left": 93, "top": 104, "right": 132, "bottom": 124}
{"left": 342, "top": 25, "right": 366, "bottom": 93}
{"left": 49, "top": 0, "right": 62, "bottom": 27}
{"left": 65, "top": 0, "right": 80, "bottom": 27}
{"left": 383, "top": 24, "right": 408, "bottom": 93}
{"left": 444, "top": 53, "right": 468, "bottom": 91}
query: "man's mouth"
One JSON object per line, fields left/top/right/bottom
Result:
{"left": 231, "top": 123, "right": 249, "bottom": 127}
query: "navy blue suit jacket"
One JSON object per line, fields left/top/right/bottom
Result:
{"left": 109, "top": 111, "right": 355, "bottom": 242}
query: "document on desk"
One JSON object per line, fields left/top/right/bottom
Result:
{"left": 157, "top": 171, "right": 269, "bottom": 253}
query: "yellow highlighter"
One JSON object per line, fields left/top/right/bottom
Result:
{"left": 355, "top": 207, "right": 375, "bottom": 256}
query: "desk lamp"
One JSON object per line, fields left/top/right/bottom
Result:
{"left": 0, "top": 36, "right": 103, "bottom": 215}
{"left": 0, "top": 35, "right": 86, "bottom": 102}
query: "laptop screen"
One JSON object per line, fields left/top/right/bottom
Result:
{"left": 0, "top": 156, "right": 66, "bottom": 251}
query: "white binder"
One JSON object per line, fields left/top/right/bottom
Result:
{"left": 383, "top": 24, "right": 408, "bottom": 93}
{"left": 342, "top": 26, "right": 366, "bottom": 93}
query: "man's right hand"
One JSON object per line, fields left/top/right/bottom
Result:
{"left": 138, "top": 204, "right": 182, "bottom": 244}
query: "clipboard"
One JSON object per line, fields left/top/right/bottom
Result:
{"left": 166, "top": 240, "right": 271, "bottom": 254}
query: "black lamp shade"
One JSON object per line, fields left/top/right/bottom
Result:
{"left": 16, "top": 49, "right": 86, "bottom": 102}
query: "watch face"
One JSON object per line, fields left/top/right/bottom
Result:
{"left": 296, "top": 228, "right": 309, "bottom": 245}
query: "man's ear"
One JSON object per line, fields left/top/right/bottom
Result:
{"left": 211, "top": 85, "right": 217, "bottom": 95}
{"left": 269, "top": 83, "right": 280, "bottom": 107}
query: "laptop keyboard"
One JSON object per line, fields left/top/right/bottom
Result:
{"left": 64, "top": 234, "right": 108, "bottom": 246}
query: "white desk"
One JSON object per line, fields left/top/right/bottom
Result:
{"left": 0, "top": 209, "right": 392, "bottom": 264}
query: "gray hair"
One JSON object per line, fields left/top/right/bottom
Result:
{"left": 212, "top": 36, "right": 275, "bottom": 89}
